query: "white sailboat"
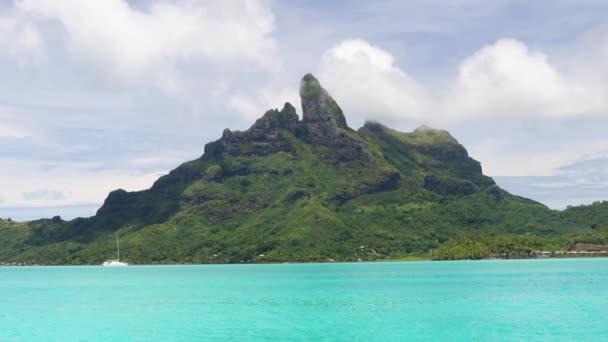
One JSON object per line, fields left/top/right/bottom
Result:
{"left": 103, "top": 234, "right": 128, "bottom": 266}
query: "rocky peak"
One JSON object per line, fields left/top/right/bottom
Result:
{"left": 300, "top": 74, "right": 348, "bottom": 143}
{"left": 252, "top": 102, "right": 299, "bottom": 135}
{"left": 204, "top": 103, "right": 298, "bottom": 158}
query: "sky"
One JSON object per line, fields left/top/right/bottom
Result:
{"left": 1, "top": 0, "right": 608, "bottom": 221}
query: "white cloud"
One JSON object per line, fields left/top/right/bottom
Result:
{"left": 228, "top": 80, "right": 299, "bottom": 121}
{"left": 0, "top": 11, "right": 46, "bottom": 64}
{"left": 316, "top": 38, "right": 608, "bottom": 125}
{"left": 448, "top": 39, "right": 605, "bottom": 120}
{"left": 12, "top": 0, "right": 278, "bottom": 93}
{"left": 318, "top": 39, "right": 430, "bottom": 123}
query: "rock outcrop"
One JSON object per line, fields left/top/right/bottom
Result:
{"left": 300, "top": 73, "right": 349, "bottom": 144}
{"left": 423, "top": 174, "right": 477, "bottom": 195}
{"left": 205, "top": 102, "right": 298, "bottom": 158}
{"left": 250, "top": 102, "right": 299, "bottom": 136}
{"left": 204, "top": 74, "right": 366, "bottom": 161}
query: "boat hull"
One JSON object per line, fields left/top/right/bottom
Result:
{"left": 102, "top": 260, "right": 128, "bottom": 266}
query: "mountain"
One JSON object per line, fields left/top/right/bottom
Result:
{"left": 1, "top": 74, "right": 607, "bottom": 264}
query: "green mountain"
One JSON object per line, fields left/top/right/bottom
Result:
{"left": 1, "top": 74, "right": 607, "bottom": 264}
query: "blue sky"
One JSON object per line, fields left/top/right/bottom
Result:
{"left": 1, "top": 0, "right": 608, "bottom": 220}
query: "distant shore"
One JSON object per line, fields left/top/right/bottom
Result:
{"left": 2, "top": 253, "right": 608, "bottom": 266}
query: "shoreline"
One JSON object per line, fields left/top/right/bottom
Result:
{"left": 2, "top": 254, "right": 608, "bottom": 266}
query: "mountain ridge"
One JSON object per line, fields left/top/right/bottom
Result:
{"left": 1, "top": 74, "right": 607, "bottom": 264}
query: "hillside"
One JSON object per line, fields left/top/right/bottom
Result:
{"left": 1, "top": 74, "right": 607, "bottom": 264}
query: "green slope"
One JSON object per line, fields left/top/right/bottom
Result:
{"left": 1, "top": 74, "right": 607, "bottom": 264}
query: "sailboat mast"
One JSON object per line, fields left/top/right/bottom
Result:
{"left": 116, "top": 234, "right": 120, "bottom": 262}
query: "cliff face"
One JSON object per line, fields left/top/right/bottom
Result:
{"left": 0, "top": 73, "right": 567, "bottom": 265}
{"left": 300, "top": 73, "right": 348, "bottom": 144}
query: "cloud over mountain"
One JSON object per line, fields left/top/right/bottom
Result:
{"left": 318, "top": 38, "right": 608, "bottom": 124}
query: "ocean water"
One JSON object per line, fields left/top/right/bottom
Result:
{"left": 1, "top": 259, "right": 607, "bottom": 341}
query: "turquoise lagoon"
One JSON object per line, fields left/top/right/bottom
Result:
{"left": 1, "top": 258, "right": 607, "bottom": 341}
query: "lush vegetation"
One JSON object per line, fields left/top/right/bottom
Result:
{"left": 430, "top": 226, "right": 608, "bottom": 260}
{"left": 1, "top": 75, "right": 607, "bottom": 265}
